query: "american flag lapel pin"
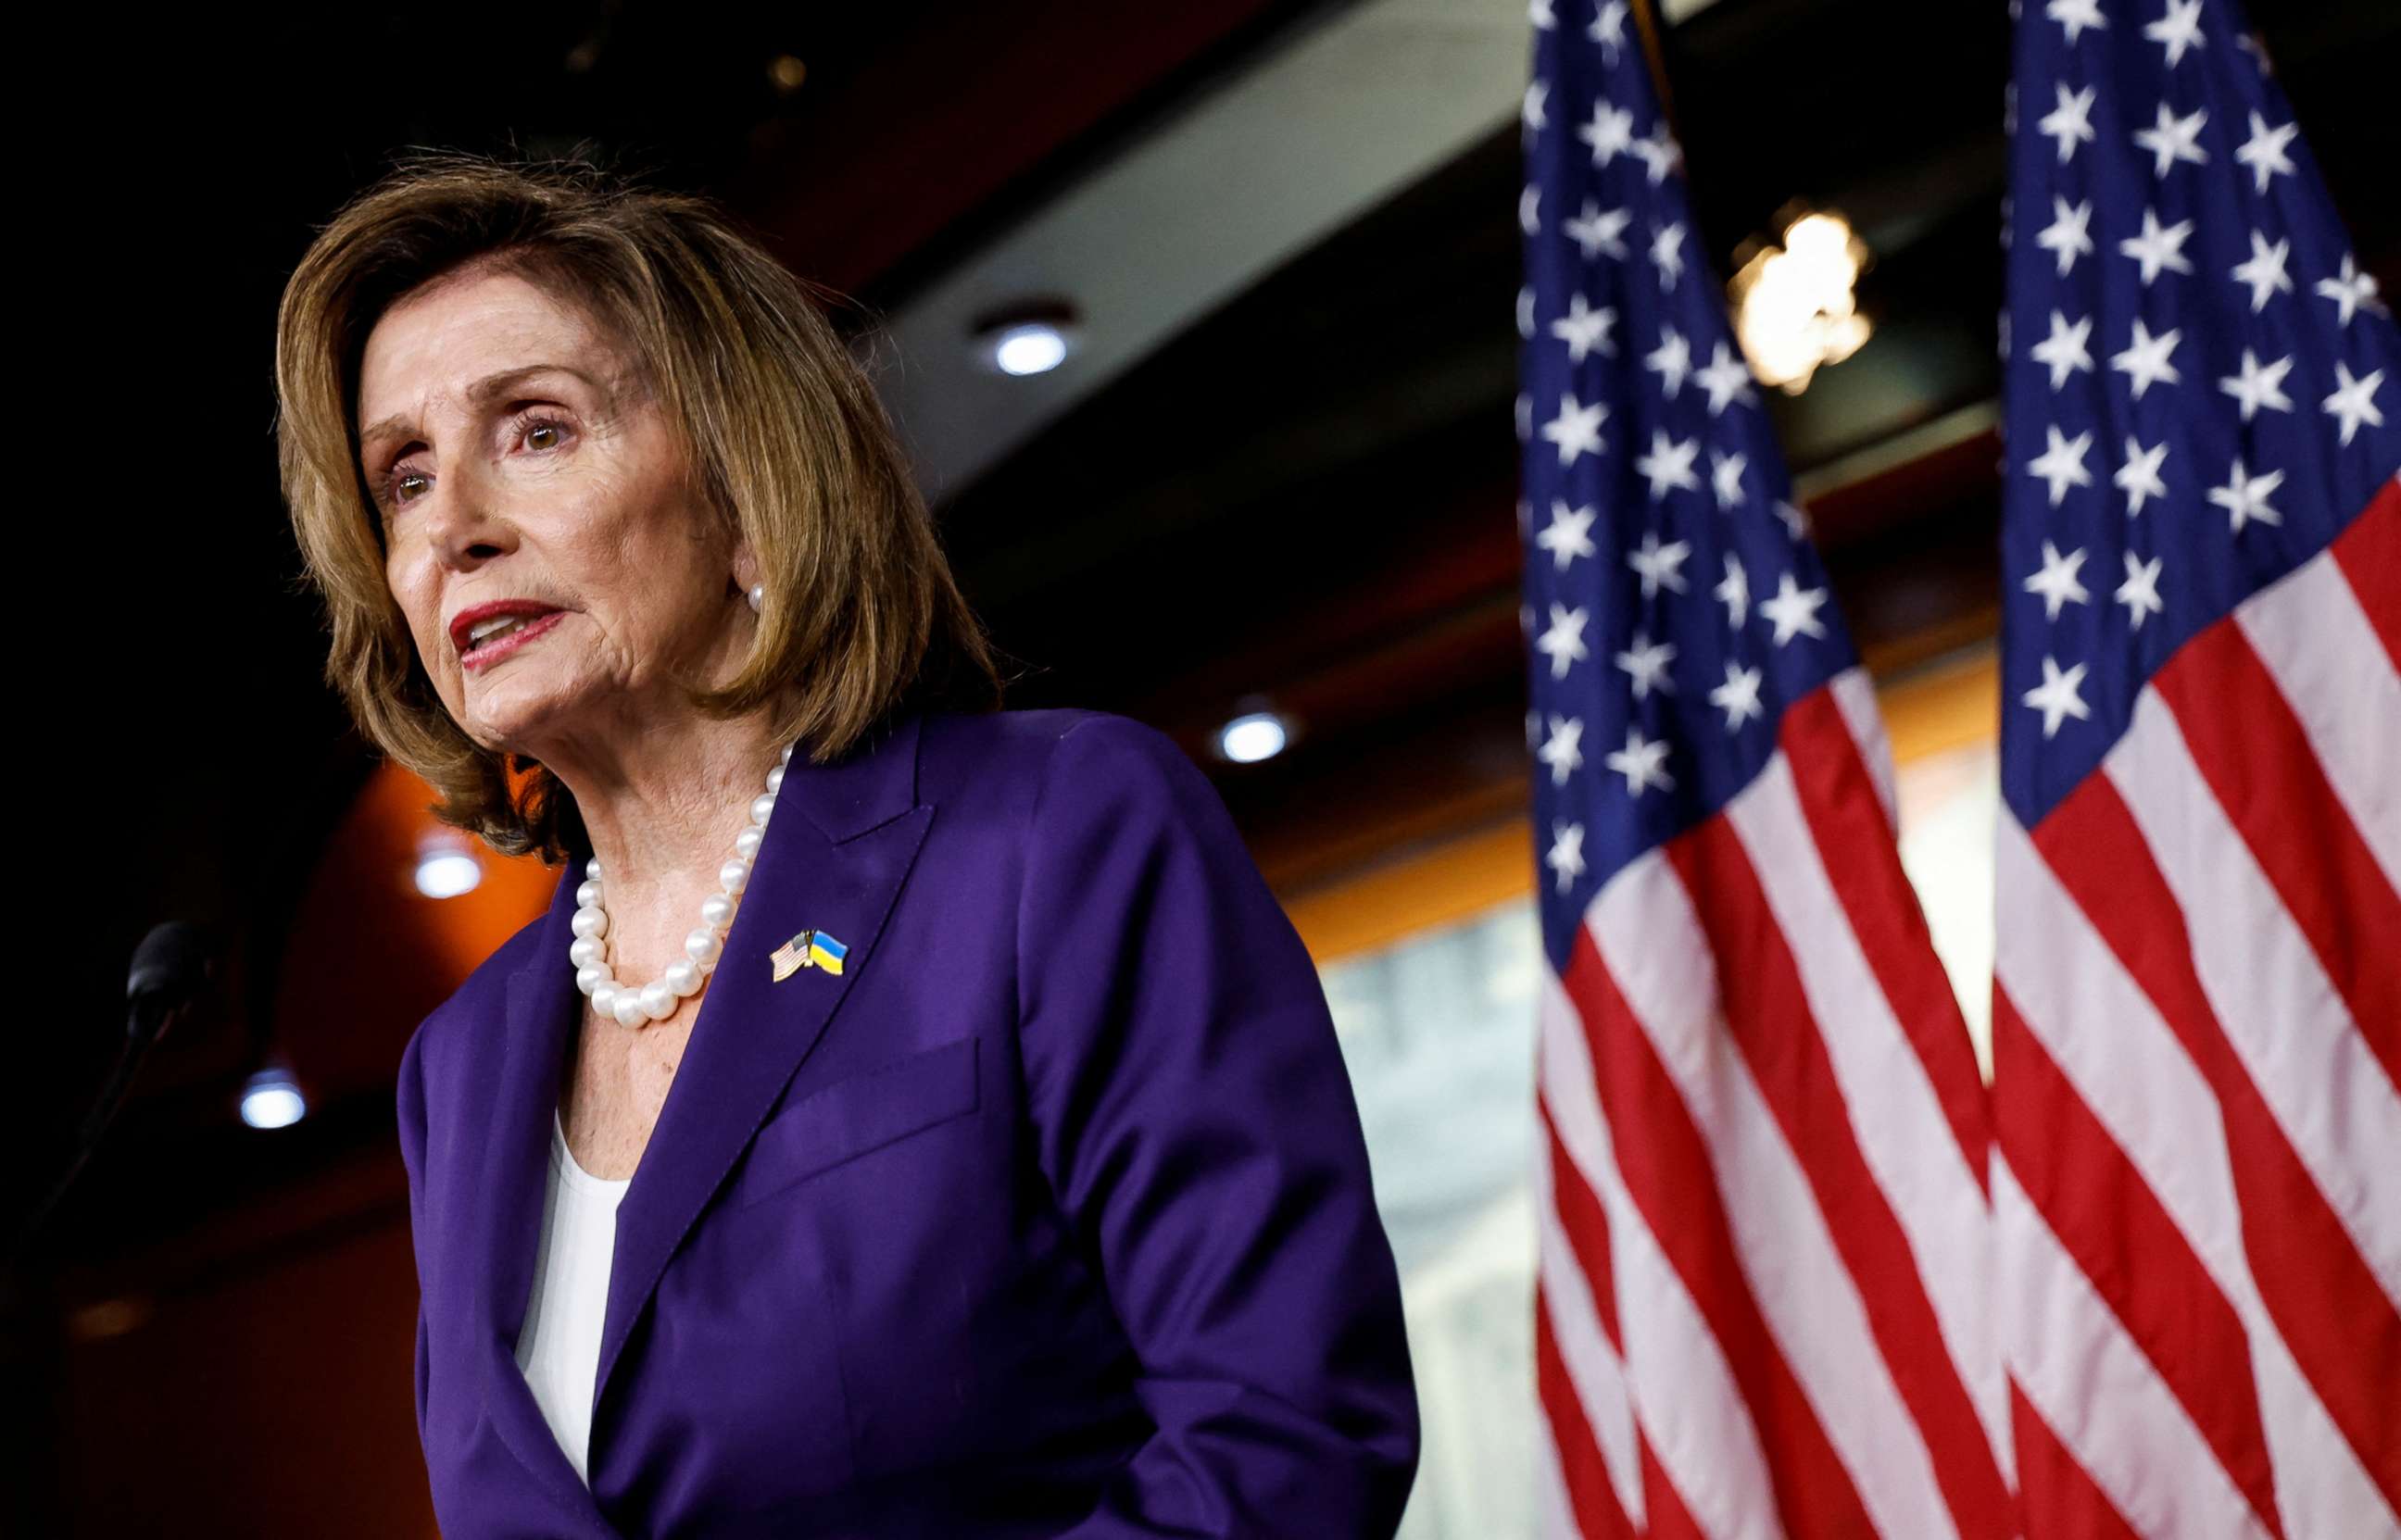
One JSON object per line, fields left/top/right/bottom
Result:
{"left": 770, "top": 929, "right": 813, "bottom": 983}
{"left": 770, "top": 928, "right": 849, "bottom": 982}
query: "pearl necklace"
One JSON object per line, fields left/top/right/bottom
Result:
{"left": 568, "top": 739, "right": 797, "bottom": 1028}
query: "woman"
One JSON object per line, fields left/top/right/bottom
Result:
{"left": 274, "top": 152, "right": 1419, "bottom": 1537}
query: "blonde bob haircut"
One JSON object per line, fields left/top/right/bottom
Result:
{"left": 276, "top": 150, "right": 1008, "bottom": 864}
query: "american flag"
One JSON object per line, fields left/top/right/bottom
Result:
{"left": 1996, "top": 0, "right": 2400, "bottom": 1534}
{"left": 1517, "top": 4, "right": 2009, "bottom": 1536}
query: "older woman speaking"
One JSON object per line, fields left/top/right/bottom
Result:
{"left": 274, "top": 155, "right": 1419, "bottom": 1537}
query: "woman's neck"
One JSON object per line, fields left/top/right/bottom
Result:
{"left": 540, "top": 704, "right": 788, "bottom": 985}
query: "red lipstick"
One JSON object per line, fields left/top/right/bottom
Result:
{"left": 450, "top": 600, "right": 566, "bottom": 671}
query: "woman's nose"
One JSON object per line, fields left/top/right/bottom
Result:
{"left": 422, "top": 471, "right": 519, "bottom": 570}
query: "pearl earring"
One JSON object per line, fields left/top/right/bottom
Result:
{"left": 747, "top": 584, "right": 765, "bottom": 614}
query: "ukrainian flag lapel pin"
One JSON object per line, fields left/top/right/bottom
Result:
{"left": 771, "top": 928, "right": 849, "bottom": 983}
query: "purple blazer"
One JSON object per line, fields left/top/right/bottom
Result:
{"left": 395, "top": 706, "right": 1421, "bottom": 1536}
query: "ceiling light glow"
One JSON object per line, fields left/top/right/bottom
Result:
{"left": 241, "top": 1068, "right": 307, "bottom": 1130}
{"left": 1218, "top": 711, "right": 1289, "bottom": 764}
{"left": 991, "top": 322, "right": 1070, "bottom": 377}
{"left": 415, "top": 846, "right": 483, "bottom": 900}
{"left": 1729, "top": 209, "right": 1873, "bottom": 393}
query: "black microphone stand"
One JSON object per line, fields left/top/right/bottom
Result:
{"left": 6, "top": 923, "right": 214, "bottom": 1271}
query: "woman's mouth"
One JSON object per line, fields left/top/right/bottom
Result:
{"left": 461, "top": 610, "right": 566, "bottom": 670}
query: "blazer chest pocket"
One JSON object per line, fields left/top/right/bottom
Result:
{"left": 735, "top": 1034, "right": 981, "bottom": 1208}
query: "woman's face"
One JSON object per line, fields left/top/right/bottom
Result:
{"left": 358, "top": 266, "right": 747, "bottom": 757}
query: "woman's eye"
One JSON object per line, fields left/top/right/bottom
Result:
{"left": 517, "top": 415, "right": 570, "bottom": 453}
{"left": 390, "top": 469, "right": 427, "bottom": 506}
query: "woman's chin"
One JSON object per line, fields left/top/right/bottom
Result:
{"left": 458, "top": 672, "right": 597, "bottom": 757}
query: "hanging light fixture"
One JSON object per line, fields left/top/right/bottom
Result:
{"left": 1728, "top": 208, "right": 1873, "bottom": 393}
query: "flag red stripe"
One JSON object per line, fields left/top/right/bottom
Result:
{"left": 1666, "top": 820, "right": 2012, "bottom": 1537}
{"left": 1779, "top": 688, "right": 1992, "bottom": 1185}
{"left": 1639, "top": 1429, "right": 1710, "bottom": 1540}
{"left": 1539, "top": 1088, "right": 1625, "bottom": 1355}
{"left": 1535, "top": 1275, "right": 1638, "bottom": 1540}
{"left": 2007, "top": 1380, "right": 2146, "bottom": 1540}
{"left": 1991, "top": 985, "right": 2283, "bottom": 1535}
{"left": 1561, "top": 922, "right": 1878, "bottom": 1538}
{"left": 2034, "top": 780, "right": 2401, "bottom": 1506}
{"left": 2328, "top": 477, "right": 2401, "bottom": 668}
{"left": 2153, "top": 621, "right": 2401, "bottom": 1086}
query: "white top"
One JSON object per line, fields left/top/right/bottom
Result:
{"left": 512, "top": 1106, "right": 633, "bottom": 1486}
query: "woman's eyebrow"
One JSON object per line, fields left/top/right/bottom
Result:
{"left": 358, "top": 363, "right": 600, "bottom": 457}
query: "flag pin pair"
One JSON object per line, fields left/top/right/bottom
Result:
{"left": 770, "top": 928, "right": 849, "bottom": 983}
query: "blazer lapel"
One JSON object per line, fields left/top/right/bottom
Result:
{"left": 591, "top": 707, "right": 935, "bottom": 1426}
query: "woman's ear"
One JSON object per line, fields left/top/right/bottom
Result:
{"left": 729, "top": 535, "right": 759, "bottom": 600}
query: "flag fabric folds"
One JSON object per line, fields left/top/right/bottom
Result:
{"left": 1996, "top": 0, "right": 2401, "bottom": 1534}
{"left": 1517, "top": 4, "right": 2008, "bottom": 1535}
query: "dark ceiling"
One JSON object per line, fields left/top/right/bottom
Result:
{"left": 19, "top": 0, "right": 2398, "bottom": 1327}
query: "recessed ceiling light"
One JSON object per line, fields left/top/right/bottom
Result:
{"left": 992, "top": 322, "right": 1069, "bottom": 376}
{"left": 415, "top": 845, "right": 483, "bottom": 900}
{"left": 1218, "top": 709, "right": 1290, "bottom": 764}
{"left": 971, "top": 302, "right": 1081, "bottom": 377}
{"left": 241, "top": 1067, "right": 307, "bottom": 1130}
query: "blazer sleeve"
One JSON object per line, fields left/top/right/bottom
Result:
{"left": 394, "top": 1024, "right": 434, "bottom": 1461}
{"left": 1015, "top": 715, "right": 1421, "bottom": 1539}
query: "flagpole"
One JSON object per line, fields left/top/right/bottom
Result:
{"left": 1627, "top": 0, "right": 1680, "bottom": 144}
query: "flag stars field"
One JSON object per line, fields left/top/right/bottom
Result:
{"left": 2230, "top": 231, "right": 2293, "bottom": 312}
{"left": 2031, "top": 310, "right": 2095, "bottom": 388}
{"left": 1614, "top": 632, "right": 1677, "bottom": 700}
{"left": 2115, "top": 435, "right": 2170, "bottom": 514}
{"left": 2037, "top": 195, "right": 2094, "bottom": 274}
{"left": 2024, "top": 540, "right": 2092, "bottom": 620}
{"left": 2114, "top": 550, "right": 2165, "bottom": 629}
{"left": 2315, "top": 255, "right": 2382, "bottom": 325}
{"left": 1603, "top": 726, "right": 1673, "bottom": 795}
{"left": 2142, "top": 0, "right": 2205, "bottom": 66}
{"left": 2029, "top": 425, "right": 2094, "bottom": 505}
{"left": 1541, "top": 393, "right": 1607, "bottom": 465}
{"left": 1535, "top": 603, "right": 1590, "bottom": 678}
{"left": 1538, "top": 501, "right": 1598, "bottom": 570}
{"left": 2206, "top": 457, "right": 2284, "bottom": 532}
{"left": 2218, "top": 347, "right": 2294, "bottom": 420}
{"left": 2118, "top": 207, "right": 2194, "bottom": 283}
{"left": 1538, "top": 714, "right": 1585, "bottom": 787}
{"left": 2233, "top": 110, "right": 2297, "bottom": 192}
{"left": 1759, "top": 571, "right": 1829, "bottom": 645}
{"left": 2038, "top": 81, "right": 2097, "bottom": 160}
{"left": 2019, "top": 654, "right": 2092, "bottom": 737}
{"left": 2321, "top": 363, "right": 2385, "bottom": 446}
{"left": 2110, "top": 319, "right": 2181, "bottom": 397}
{"left": 1626, "top": 528, "right": 1691, "bottom": 595}
{"left": 2132, "top": 102, "right": 2208, "bottom": 177}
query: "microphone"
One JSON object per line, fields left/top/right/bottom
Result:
{"left": 126, "top": 920, "right": 213, "bottom": 1046}
{"left": 7, "top": 923, "right": 219, "bottom": 1270}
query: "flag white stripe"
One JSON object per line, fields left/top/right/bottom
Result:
{"left": 1725, "top": 752, "right": 2007, "bottom": 1466}
{"left": 1993, "top": 1158, "right": 2275, "bottom": 1540}
{"left": 1531, "top": 1400, "right": 1583, "bottom": 1540}
{"left": 2108, "top": 688, "right": 2401, "bottom": 1306}
{"left": 1540, "top": 968, "right": 1783, "bottom": 1540}
{"left": 2232, "top": 540, "right": 2401, "bottom": 887}
{"left": 1829, "top": 665, "right": 1898, "bottom": 829}
{"left": 1997, "top": 810, "right": 2397, "bottom": 1536}
{"left": 1592, "top": 856, "right": 1958, "bottom": 1540}
{"left": 1534, "top": 1131, "right": 1646, "bottom": 1529}
{"left": 1996, "top": 813, "right": 2250, "bottom": 1299}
